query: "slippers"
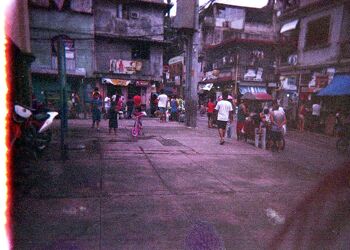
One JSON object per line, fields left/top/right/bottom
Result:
{"left": 220, "top": 140, "right": 225, "bottom": 145}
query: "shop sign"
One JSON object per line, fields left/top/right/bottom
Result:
{"left": 109, "top": 59, "right": 142, "bottom": 74}
{"left": 280, "top": 76, "right": 297, "bottom": 91}
{"left": 244, "top": 68, "right": 263, "bottom": 82}
{"left": 169, "top": 56, "right": 184, "bottom": 65}
{"left": 136, "top": 80, "right": 149, "bottom": 87}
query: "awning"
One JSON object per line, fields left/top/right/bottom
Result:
{"left": 241, "top": 92, "right": 273, "bottom": 101}
{"left": 102, "top": 78, "right": 130, "bottom": 86}
{"left": 280, "top": 19, "right": 299, "bottom": 33}
{"left": 317, "top": 74, "right": 350, "bottom": 96}
{"left": 239, "top": 86, "right": 267, "bottom": 95}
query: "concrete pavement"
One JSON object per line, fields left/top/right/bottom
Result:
{"left": 12, "top": 115, "right": 349, "bottom": 249}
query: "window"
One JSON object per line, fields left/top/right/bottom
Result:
{"left": 305, "top": 16, "right": 330, "bottom": 49}
{"left": 117, "top": 3, "right": 129, "bottom": 19}
{"left": 51, "top": 36, "right": 75, "bottom": 70}
{"left": 132, "top": 44, "right": 150, "bottom": 60}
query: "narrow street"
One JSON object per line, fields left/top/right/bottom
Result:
{"left": 13, "top": 116, "right": 349, "bottom": 249}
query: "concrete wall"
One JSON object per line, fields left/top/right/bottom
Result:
{"left": 298, "top": 5, "right": 343, "bottom": 66}
{"left": 29, "top": 8, "right": 95, "bottom": 76}
{"left": 95, "top": 39, "right": 163, "bottom": 80}
{"left": 6, "top": 0, "right": 31, "bottom": 53}
{"left": 94, "top": 0, "right": 164, "bottom": 41}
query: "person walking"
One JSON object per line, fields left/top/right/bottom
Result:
{"left": 91, "top": 87, "right": 102, "bottom": 130}
{"left": 104, "top": 95, "right": 111, "bottom": 120}
{"left": 170, "top": 95, "right": 178, "bottom": 121}
{"left": 270, "top": 103, "right": 287, "bottom": 152}
{"left": 207, "top": 97, "right": 216, "bottom": 128}
{"left": 236, "top": 99, "right": 247, "bottom": 140}
{"left": 126, "top": 96, "right": 134, "bottom": 119}
{"left": 298, "top": 103, "right": 307, "bottom": 132}
{"left": 108, "top": 96, "right": 119, "bottom": 135}
{"left": 311, "top": 102, "right": 321, "bottom": 132}
{"left": 157, "top": 89, "right": 168, "bottom": 122}
{"left": 215, "top": 91, "right": 233, "bottom": 145}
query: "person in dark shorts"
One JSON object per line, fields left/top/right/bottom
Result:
{"left": 270, "top": 102, "right": 286, "bottom": 151}
{"left": 109, "top": 97, "right": 118, "bottom": 134}
{"left": 91, "top": 87, "right": 102, "bottom": 130}
{"left": 215, "top": 91, "right": 233, "bottom": 145}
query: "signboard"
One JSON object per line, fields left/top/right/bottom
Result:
{"left": 136, "top": 80, "right": 149, "bottom": 87}
{"left": 173, "top": 0, "right": 195, "bottom": 29}
{"left": 169, "top": 56, "right": 184, "bottom": 65}
{"left": 280, "top": 76, "right": 297, "bottom": 91}
{"left": 109, "top": 59, "right": 142, "bottom": 74}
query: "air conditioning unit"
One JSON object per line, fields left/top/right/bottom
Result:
{"left": 130, "top": 12, "right": 139, "bottom": 19}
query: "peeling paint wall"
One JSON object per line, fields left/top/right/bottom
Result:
{"left": 94, "top": 0, "right": 165, "bottom": 80}
{"left": 29, "top": 8, "right": 95, "bottom": 76}
{"left": 94, "top": 0, "right": 164, "bottom": 41}
{"left": 298, "top": 5, "right": 343, "bottom": 66}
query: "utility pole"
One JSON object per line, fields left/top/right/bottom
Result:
{"left": 185, "top": 0, "right": 199, "bottom": 128}
{"left": 57, "top": 36, "right": 68, "bottom": 160}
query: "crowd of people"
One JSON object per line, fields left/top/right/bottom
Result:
{"left": 87, "top": 87, "right": 188, "bottom": 134}
{"left": 203, "top": 92, "right": 287, "bottom": 151}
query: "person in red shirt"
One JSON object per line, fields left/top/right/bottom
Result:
{"left": 133, "top": 94, "right": 142, "bottom": 113}
{"left": 207, "top": 97, "right": 216, "bottom": 128}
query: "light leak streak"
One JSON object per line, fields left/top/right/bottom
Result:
{"left": 0, "top": 1, "right": 11, "bottom": 249}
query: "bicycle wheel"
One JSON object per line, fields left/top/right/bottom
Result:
{"left": 131, "top": 127, "right": 138, "bottom": 137}
{"left": 336, "top": 138, "right": 349, "bottom": 153}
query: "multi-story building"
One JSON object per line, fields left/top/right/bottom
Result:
{"left": 6, "top": 0, "right": 34, "bottom": 105}
{"left": 198, "top": 1, "right": 277, "bottom": 101}
{"left": 29, "top": 0, "right": 171, "bottom": 112}
{"left": 93, "top": 0, "right": 171, "bottom": 110}
{"left": 29, "top": 0, "right": 95, "bottom": 110}
{"left": 276, "top": 0, "right": 350, "bottom": 131}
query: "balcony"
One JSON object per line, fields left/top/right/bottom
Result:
{"left": 204, "top": 29, "right": 275, "bottom": 48}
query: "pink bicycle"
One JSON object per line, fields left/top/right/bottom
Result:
{"left": 131, "top": 111, "right": 146, "bottom": 137}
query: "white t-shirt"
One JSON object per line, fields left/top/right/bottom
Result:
{"left": 215, "top": 100, "right": 233, "bottom": 121}
{"left": 312, "top": 104, "right": 321, "bottom": 116}
{"left": 157, "top": 94, "right": 168, "bottom": 108}
{"left": 104, "top": 97, "right": 111, "bottom": 108}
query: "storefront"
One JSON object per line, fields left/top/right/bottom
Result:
{"left": 101, "top": 78, "right": 153, "bottom": 110}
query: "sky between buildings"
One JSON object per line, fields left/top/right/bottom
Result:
{"left": 170, "top": 0, "right": 269, "bottom": 16}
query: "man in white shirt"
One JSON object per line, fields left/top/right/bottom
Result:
{"left": 312, "top": 102, "right": 321, "bottom": 132}
{"left": 157, "top": 89, "right": 168, "bottom": 122}
{"left": 104, "top": 95, "right": 111, "bottom": 120}
{"left": 215, "top": 91, "right": 233, "bottom": 145}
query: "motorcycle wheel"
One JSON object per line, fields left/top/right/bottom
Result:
{"left": 336, "top": 138, "right": 349, "bottom": 153}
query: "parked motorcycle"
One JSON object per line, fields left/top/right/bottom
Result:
{"left": 11, "top": 104, "right": 38, "bottom": 160}
{"left": 11, "top": 104, "right": 58, "bottom": 159}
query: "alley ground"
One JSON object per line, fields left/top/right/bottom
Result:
{"left": 12, "top": 115, "right": 349, "bottom": 249}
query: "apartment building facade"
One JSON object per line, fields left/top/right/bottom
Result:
{"left": 276, "top": 0, "right": 350, "bottom": 131}
{"left": 198, "top": 1, "right": 277, "bottom": 101}
{"left": 29, "top": 0, "right": 171, "bottom": 111}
